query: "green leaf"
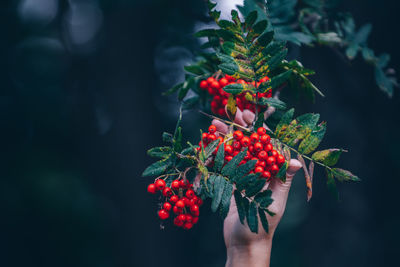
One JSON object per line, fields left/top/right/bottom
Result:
{"left": 375, "top": 66, "right": 394, "bottom": 97}
{"left": 182, "top": 96, "right": 199, "bottom": 110}
{"left": 214, "top": 142, "right": 225, "bottom": 172}
{"left": 377, "top": 53, "right": 391, "bottom": 68}
{"left": 247, "top": 201, "right": 259, "bottom": 233}
{"left": 173, "top": 126, "right": 182, "bottom": 152}
{"left": 332, "top": 168, "right": 360, "bottom": 182}
{"left": 311, "top": 148, "right": 343, "bottom": 166}
{"left": 354, "top": 23, "right": 372, "bottom": 44}
{"left": 245, "top": 179, "right": 266, "bottom": 197}
{"left": 142, "top": 158, "right": 171, "bottom": 177}
{"left": 258, "top": 207, "right": 269, "bottom": 233}
{"left": 257, "top": 31, "right": 274, "bottom": 46}
{"left": 275, "top": 108, "right": 294, "bottom": 136}
{"left": 346, "top": 43, "right": 359, "bottom": 60}
{"left": 234, "top": 190, "right": 247, "bottom": 224}
{"left": 276, "top": 161, "right": 288, "bottom": 182}
{"left": 162, "top": 132, "right": 173, "bottom": 143}
{"left": 211, "top": 176, "right": 226, "bottom": 212}
{"left": 233, "top": 160, "right": 258, "bottom": 181}
{"left": 254, "top": 190, "right": 273, "bottom": 208}
{"left": 220, "top": 182, "right": 233, "bottom": 219}
{"left": 163, "top": 82, "right": 183, "bottom": 96}
{"left": 236, "top": 173, "right": 259, "bottom": 191}
{"left": 205, "top": 139, "right": 221, "bottom": 159}
{"left": 147, "top": 146, "right": 172, "bottom": 158}
{"left": 223, "top": 83, "right": 255, "bottom": 94}
{"left": 362, "top": 47, "right": 375, "bottom": 62}
{"left": 194, "top": 28, "right": 218, "bottom": 38}
{"left": 222, "top": 149, "right": 248, "bottom": 178}
{"left": 253, "top": 20, "right": 268, "bottom": 34}
{"left": 178, "top": 78, "right": 194, "bottom": 101}
{"left": 326, "top": 169, "right": 339, "bottom": 201}
{"left": 297, "top": 122, "right": 327, "bottom": 154}
{"left": 259, "top": 97, "right": 287, "bottom": 109}
{"left": 266, "top": 48, "right": 287, "bottom": 71}
{"left": 245, "top": 10, "right": 258, "bottom": 28}
{"left": 184, "top": 65, "right": 204, "bottom": 75}
{"left": 269, "top": 70, "right": 293, "bottom": 89}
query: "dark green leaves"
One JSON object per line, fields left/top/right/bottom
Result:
{"left": 312, "top": 149, "right": 343, "bottom": 166}
{"left": 223, "top": 83, "right": 255, "bottom": 95}
{"left": 221, "top": 149, "right": 248, "bottom": 178}
{"left": 247, "top": 201, "right": 259, "bottom": 233}
{"left": 142, "top": 158, "right": 172, "bottom": 177}
{"left": 211, "top": 175, "right": 225, "bottom": 212}
{"left": 234, "top": 190, "right": 247, "bottom": 224}
{"left": 147, "top": 147, "right": 172, "bottom": 158}
{"left": 331, "top": 168, "right": 361, "bottom": 182}
{"left": 214, "top": 144, "right": 225, "bottom": 172}
{"left": 258, "top": 208, "right": 269, "bottom": 233}
{"left": 258, "top": 97, "right": 287, "bottom": 109}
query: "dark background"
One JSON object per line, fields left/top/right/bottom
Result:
{"left": 1, "top": 0, "right": 399, "bottom": 266}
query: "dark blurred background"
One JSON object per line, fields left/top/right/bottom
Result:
{"left": 1, "top": 0, "right": 400, "bottom": 266}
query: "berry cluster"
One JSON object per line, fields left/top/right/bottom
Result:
{"left": 199, "top": 74, "right": 272, "bottom": 117}
{"left": 200, "top": 125, "right": 286, "bottom": 180}
{"left": 147, "top": 178, "right": 203, "bottom": 230}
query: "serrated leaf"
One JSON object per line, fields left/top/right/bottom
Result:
{"left": 194, "top": 28, "right": 218, "bottom": 38}
{"left": 223, "top": 83, "right": 255, "bottom": 94}
{"left": 211, "top": 176, "right": 226, "bottom": 212}
{"left": 276, "top": 161, "right": 288, "bottom": 182}
{"left": 275, "top": 108, "right": 294, "bottom": 136}
{"left": 332, "top": 168, "right": 360, "bottom": 182}
{"left": 259, "top": 97, "right": 287, "bottom": 109}
{"left": 233, "top": 160, "right": 258, "bottom": 181}
{"left": 147, "top": 146, "right": 172, "bottom": 158}
{"left": 266, "top": 48, "right": 287, "bottom": 71}
{"left": 247, "top": 201, "right": 259, "bottom": 233}
{"left": 184, "top": 65, "right": 204, "bottom": 75}
{"left": 162, "top": 132, "right": 173, "bottom": 143}
{"left": 163, "top": 82, "right": 183, "bottom": 96}
{"left": 236, "top": 173, "right": 259, "bottom": 191}
{"left": 311, "top": 148, "right": 342, "bottom": 166}
{"left": 214, "top": 144, "right": 225, "bottom": 172}
{"left": 326, "top": 169, "right": 339, "bottom": 201}
{"left": 226, "top": 94, "right": 237, "bottom": 120}
{"left": 234, "top": 190, "right": 247, "bottom": 224}
{"left": 220, "top": 182, "right": 233, "bottom": 219}
{"left": 245, "top": 179, "right": 266, "bottom": 197}
{"left": 269, "top": 70, "right": 292, "bottom": 89}
{"left": 245, "top": 10, "right": 258, "bottom": 28}
{"left": 254, "top": 190, "right": 273, "bottom": 208}
{"left": 142, "top": 158, "right": 171, "bottom": 177}
{"left": 297, "top": 122, "right": 327, "bottom": 154}
{"left": 258, "top": 208, "right": 269, "bottom": 233}
{"left": 253, "top": 20, "right": 268, "bottom": 34}
{"left": 222, "top": 149, "right": 248, "bottom": 178}
{"left": 205, "top": 139, "right": 221, "bottom": 159}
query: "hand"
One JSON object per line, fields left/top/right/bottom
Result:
{"left": 211, "top": 108, "right": 302, "bottom": 267}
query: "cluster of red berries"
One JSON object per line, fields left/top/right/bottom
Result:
{"left": 200, "top": 125, "right": 286, "bottom": 180}
{"left": 147, "top": 178, "right": 203, "bottom": 230}
{"left": 199, "top": 74, "right": 272, "bottom": 117}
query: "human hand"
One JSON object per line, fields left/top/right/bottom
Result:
{"left": 211, "top": 107, "right": 302, "bottom": 267}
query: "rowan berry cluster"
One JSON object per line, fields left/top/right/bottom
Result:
{"left": 147, "top": 178, "right": 203, "bottom": 230}
{"left": 199, "top": 74, "right": 272, "bottom": 117}
{"left": 200, "top": 125, "right": 286, "bottom": 180}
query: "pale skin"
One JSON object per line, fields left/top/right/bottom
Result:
{"left": 211, "top": 107, "right": 302, "bottom": 267}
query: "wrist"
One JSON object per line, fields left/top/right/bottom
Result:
{"left": 225, "top": 236, "right": 273, "bottom": 267}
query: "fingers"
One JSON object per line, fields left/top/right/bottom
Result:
{"left": 225, "top": 106, "right": 247, "bottom": 126}
{"left": 264, "top": 106, "right": 276, "bottom": 120}
{"left": 242, "top": 110, "right": 255, "bottom": 125}
{"left": 212, "top": 119, "right": 229, "bottom": 135}
{"left": 269, "top": 159, "right": 302, "bottom": 209}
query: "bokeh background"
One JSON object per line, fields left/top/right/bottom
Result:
{"left": 1, "top": 0, "right": 400, "bottom": 266}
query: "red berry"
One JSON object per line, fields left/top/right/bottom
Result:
{"left": 250, "top": 133, "right": 259, "bottom": 143}
{"left": 211, "top": 81, "right": 220, "bottom": 90}
{"left": 185, "top": 214, "right": 193, "bottom": 223}
{"left": 186, "top": 189, "right": 195, "bottom": 199}
{"left": 170, "top": 195, "right": 179, "bottom": 203}
{"left": 192, "top": 216, "right": 199, "bottom": 224}
{"left": 260, "top": 134, "right": 271, "bottom": 144}
{"left": 254, "top": 142, "right": 263, "bottom": 152}
{"left": 225, "top": 155, "right": 233, "bottom": 162}
{"left": 208, "top": 125, "right": 217, "bottom": 134}
{"left": 277, "top": 154, "right": 286, "bottom": 165}
{"left": 255, "top": 166, "right": 264, "bottom": 173}
{"left": 258, "top": 150, "right": 268, "bottom": 160}
{"left": 208, "top": 134, "right": 216, "bottom": 142}
{"left": 225, "top": 144, "right": 233, "bottom": 155}
{"left": 190, "top": 205, "right": 199, "bottom": 215}
{"left": 264, "top": 143, "right": 273, "bottom": 152}
{"left": 257, "top": 127, "right": 267, "bottom": 135}
{"left": 271, "top": 164, "right": 279, "bottom": 175}
{"left": 171, "top": 180, "right": 180, "bottom": 190}
{"left": 266, "top": 156, "right": 276, "bottom": 166}
{"left": 178, "top": 214, "right": 186, "bottom": 222}
{"left": 207, "top": 77, "right": 216, "bottom": 84}
{"left": 173, "top": 205, "right": 182, "bottom": 214}
{"left": 176, "top": 200, "right": 185, "bottom": 209}
{"left": 196, "top": 198, "right": 203, "bottom": 206}
{"left": 162, "top": 187, "right": 172, "bottom": 197}
{"left": 179, "top": 180, "right": 188, "bottom": 188}
{"left": 257, "top": 160, "right": 266, "bottom": 168}
{"left": 200, "top": 80, "right": 208, "bottom": 89}
{"left": 219, "top": 78, "right": 229, "bottom": 87}
{"left": 174, "top": 217, "right": 184, "bottom": 227}
{"left": 181, "top": 197, "right": 191, "bottom": 206}
{"left": 233, "top": 130, "right": 244, "bottom": 140}
{"left": 183, "top": 222, "right": 193, "bottom": 230}
{"left": 232, "top": 151, "right": 239, "bottom": 157}
{"left": 262, "top": 171, "right": 271, "bottom": 179}
{"left": 233, "top": 141, "right": 241, "bottom": 150}
{"left": 158, "top": 209, "right": 169, "bottom": 220}
{"left": 163, "top": 202, "right": 172, "bottom": 211}
{"left": 270, "top": 150, "right": 278, "bottom": 157}
{"left": 241, "top": 136, "right": 251, "bottom": 147}
{"left": 202, "top": 132, "right": 209, "bottom": 141}
{"left": 155, "top": 179, "right": 166, "bottom": 191}
{"left": 147, "top": 183, "right": 156, "bottom": 194}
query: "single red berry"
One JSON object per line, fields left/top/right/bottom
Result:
{"left": 257, "top": 127, "right": 267, "bottom": 135}
{"left": 155, "top": 179, "right": 166, "bottom": 191}
{"left": 264, "top": 143, "right": 273, "bottom": 152}
{"left": 171, "top": 180, "right": 180, "bottom": 190}
{"left": 202, "top": 132, "right": 209, "bottom": 141}
{"left": 179, "top": 180, "right": 188, "bottom": 188}
{"left": 207, "top": 77, "right": 216, "bottom": 85}
{"left": 173, "top": 205, "right": 182, "bottom": 214}
{"left": 183, "top": 222, "right": 193, "bottom": 230}
{"left": 170, "top": 195, "right": 179, "bottom": 203}
{"left": 241, "top": 136, "right": 251, "bottom": 147}
{"left": 258, "top": 150, "right": 268, "bottom": 160}
{"left": 266, "top": 156, "right": 276, "bottom": 166}
{"left": 255, "top": 166, "right": 264, "bottom": 173}
{"left": 174, "top": 217, "right": 184, "bottom": 227}
{"left": 270, "top": 150, "right": 278, "bottom": 157}
{"left": 222, "top": 98, "right": 228, "bottom": 106}
{"left": 257, "top": 160, "right": 266, "bottom": 168}
{"left": 208, "top": 125, "right": 217, "bottom": 134}
{"left": 233, "top": 130, "right": 244, "bottom": 140}
{"left": 208, "top": 134, "right": 216, "bottom": 142}
{"left": 217, "top": 108, "right": 226, "bottom": 117}
{"left": 277, "top": 154, "right": 286, "bottom": 165}
{"left": 176, "top": 200, "right": 185, "bottom": 209}
{"left": 158, "top": 209, "right": 169, "bottom": 220}
{"left": 186, "top": 189, "right": 195, "bottom": 199}
{"left": 192, "top": 216, "right": 199, "bottom": 224}
{"left": 225, "top": 144, "right": 233, "bottom": 155}
{"left": 250, "top": 133, "right": 259, "bottom": 144}
{"left": 147, "top": 183, "right": 156, "bottom": 194}
{"left": 181, "top": 197, "right": 191, "bottom": 206}
{"left": 211, "top": 81, "right": 220, "bottom": 90}
{"left": 217, "top": 136, "right": 224, "bottom": 144}
{"left": 254, "top": 142, "right": 263, "bottom": 152}
{"left": 199, "top": 80, "right": 208, "bottom": 89}
{"left": 239, "top": 160, "right": 247, "bottom": 165}
{"left": 248, "top": 145, "right": 254, "bottom": 154}
{"left": 185, "top": 214, "right": 193, "bottom": 223}
{"left": 244, "top": 150, "right": 251, "bottom": 160}
{"left": 260, "top": 134, "right": 271, "bottom": 144}
{"left": 219, "top": 77, "right": 229, "bottom": 88}
{"left": 232, "top": 151, "right": 239, "bottom": 157}
{"left": 162, "top": 187, "right": 172, "bottom": 197}
{"left": 270, "top": 164, "right": 279, "bottom": 175}
{"left": 225, "top": 155, "right": 233, "bottom": 162}
{"left": 163, "top": 202, "right": 172, "bottom": 211}
{"left": 190, "top": 205, "right": 199, "bottom": 214}
{"left": 262, "top": 171, "right": 271, "bottom": 179}
{"left": 233, "top": 141, "right": 241, "bottom": 150}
